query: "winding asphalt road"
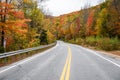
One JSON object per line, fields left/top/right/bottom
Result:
{"left": 0, "top": 41, "right": 120, "bottom": 80}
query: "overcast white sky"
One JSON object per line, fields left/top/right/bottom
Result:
{"left": 39, "top": 0, "right": 104, "bottom": 16}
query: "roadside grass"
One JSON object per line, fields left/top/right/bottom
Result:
{"left": 68, "top": 36, "right": 120, "bottom": 51}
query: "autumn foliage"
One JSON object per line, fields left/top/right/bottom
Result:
{"left": 0, "top": 1, "right": 31, "bottom": 52}
{"left": 43, "top": 0, "right": 120, "bottom": 50}
{"left": 0, "top": 0, "right": 120, "bottom": 52}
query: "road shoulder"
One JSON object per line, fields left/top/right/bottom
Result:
{"left": 96, "top": 50, "right": 120, "bottom": 61}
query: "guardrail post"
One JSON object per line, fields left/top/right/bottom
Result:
{"left": 0, "top": 58, "right": 3, "bottom": 66}
{"left": 4, "top": 57, "right": 8, "bottom": 65}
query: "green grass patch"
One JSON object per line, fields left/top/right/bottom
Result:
{"left": 68, "top": 37, "right": 120, "bottom": 51}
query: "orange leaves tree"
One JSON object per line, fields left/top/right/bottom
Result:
{"left": 0, "top": 0, "right": 29, "bottom": 52}
{"left": 86, "top": 10, "right": 94, "bottom": 36}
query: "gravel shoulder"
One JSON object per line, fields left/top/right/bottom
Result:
{"left": 96, "top": 50, "right": 120, "bottom": 60}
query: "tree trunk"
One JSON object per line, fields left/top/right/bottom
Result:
{"left": 0, "top": 0, "right": 8, "bottom": 52}
{"left": 1, "top": 27, "right": 4, "bottom": 47}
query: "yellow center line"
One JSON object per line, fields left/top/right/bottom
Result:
{"left": 60, "top": 46, "right": 72, "bottom": 80}
{"left": 65, "top": 46, "right": 72, "bottom": 80}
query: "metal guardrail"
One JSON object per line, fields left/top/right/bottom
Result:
{"left": 0, "top": 43, "right": 56, "bottom": 59}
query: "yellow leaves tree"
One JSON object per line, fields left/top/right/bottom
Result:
{"left": 96, "top": 8, "right": 109, "bottom": 37}
{"left": 47, "top": 30, "right": 56, "bottom": 43}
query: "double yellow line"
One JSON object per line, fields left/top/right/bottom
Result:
{"left": 60, "top": 46, "right": 72, "bottom": 80}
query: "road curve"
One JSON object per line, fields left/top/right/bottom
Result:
{"left": 0, "top": 41, "right": 120, "bottom": 80}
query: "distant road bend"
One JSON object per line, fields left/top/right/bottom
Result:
{"left": 0, "top": 41, "right": 120, "bottom": 80}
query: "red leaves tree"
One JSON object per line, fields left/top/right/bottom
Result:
{"left": 75, "top": 17, "right": 80, "bottom": 33}
{"left": 86, "top": 10, "right": 94, "bottom": 36}
{"left": 0, "top": 0, "right": 30, "bottom": 52}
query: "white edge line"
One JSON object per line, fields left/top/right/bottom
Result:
{"left": 81, "top": 46, "right": 120, "bottom": 68}
{"left": 72, "top": 44, "right": 120, "bottom": 68}
{"left": 0, "top": 43, "right": 59, "bottom": 74}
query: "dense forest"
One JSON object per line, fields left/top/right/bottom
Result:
{"left": 0, "top": 0, "right": 45, "bottom": 52}
{"left": 0, "top": 0, "right": 120, "bottom": 53}
{"left": 45, "top": 0, "right": 120, "bottom": 50}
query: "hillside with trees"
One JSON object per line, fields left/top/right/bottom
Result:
{"left": 0, "top": 0, "right": 120, "bottom": 53}
{"left": 44, "top": 0, "right": 120, "bottom": 50}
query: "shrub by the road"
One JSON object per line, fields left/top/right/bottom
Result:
{"left": 69, "top": 37, "right": 120, "bottom": 51}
